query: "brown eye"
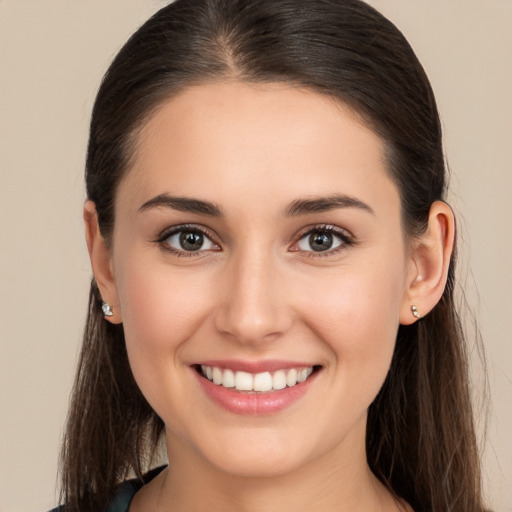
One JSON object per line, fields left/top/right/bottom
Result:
{"left": 162, "top": 228, "right": 218, "bottom": 253}
{"left": 297, "top": 229, "right": 344, "bottom": 253}
{"left": 309, "top": 232, "right": 334, "bottom": 251}
{"left": 179, "top": 231, "right": 204, "bottom": 251}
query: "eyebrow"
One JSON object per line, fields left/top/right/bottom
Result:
{"left": 138, "top": 192, "right": 374, "bottom": 218}
{"left": 139, "top": 194, "right": 224, "bottom": 217}
{"left": 284, "top": 194, "right": 374, "bottom": 217}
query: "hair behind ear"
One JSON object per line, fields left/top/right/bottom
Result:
{"left": 59, "top": 280, "right": 164, "bottom": 512}
{"left": 367, "top": 263, "right": 485, "bottom": 512}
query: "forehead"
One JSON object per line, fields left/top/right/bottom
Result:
{"left": 118, "top": 81, "right": 399, "bottom": 218}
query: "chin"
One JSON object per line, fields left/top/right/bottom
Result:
{"left": 189, "top": 426, "right": 329, "bottom": 479}
{"left": 207, "top": 450, "right": 307, "bottom": 479}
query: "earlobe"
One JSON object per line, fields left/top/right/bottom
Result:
{"left": 83, "top": 201, "right": 122, "bottom": 324}
{"left": 400, "top": 201, "right": 455, "bottom": 325}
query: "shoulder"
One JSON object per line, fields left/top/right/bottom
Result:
{"left": 48, "top": 465, "right": 167, "bottom": 512}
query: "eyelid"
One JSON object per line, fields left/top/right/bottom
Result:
{"left": 156, "top": 223, "right": 221, "bottom": 256}
{"left": 154, "top": 222, "right": 355, "bottom": 258}
{"left": 290, "top": 224, "right": 356, "bottom": 256}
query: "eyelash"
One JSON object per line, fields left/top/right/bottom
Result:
{"left": 156, "top": 224, "right": 218, "bottom": 258}
{"left": 293, "top": 224, "right": 356, "bottom": 258}
{"left": 155, "top": 224, "right": 355, "bottom": 258}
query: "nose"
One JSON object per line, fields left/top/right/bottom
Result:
{"left": 213, "top": 246, "right": 294, "bottom": 346}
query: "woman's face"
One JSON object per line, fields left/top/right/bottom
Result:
{"left": 109, "top": 82, "right": 414, "bottom": 477}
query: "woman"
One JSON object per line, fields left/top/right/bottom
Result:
{"left": 57, "top": 0, "right": 489, "bottom": 511}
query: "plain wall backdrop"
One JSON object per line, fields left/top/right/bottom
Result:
{"left": 0, "top": 1, "right": 510, "bottom": 510}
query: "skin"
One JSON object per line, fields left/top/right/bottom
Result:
{"left": 85, "top": 82, "right": 454, "bottom": 512}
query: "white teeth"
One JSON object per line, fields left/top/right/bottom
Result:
{"left": 286, "top": 368, "right": 298, "bottom": 387}
{"left": 253, "top": 372, "right": 273, "bottom": 392}
{"left": 297, "top": 368, "right": 308, "bottom": 383}
{"left": 200, "top": 365, "right": 315, "bottom": 391}
{"left": 222, "top": 369, "right": 235, "bottom": 388}
{"left": 212, "top": 367, "right": 222, "bottom": 385}
{"left": 272, "top": 370, "right": 287, "bottom": 390}
{"left": 235, "top": 371, "right": 253, "bottom": 391}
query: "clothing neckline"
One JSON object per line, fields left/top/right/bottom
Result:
{"left": 106, "top": 465, "right": 167, "bottom": 512}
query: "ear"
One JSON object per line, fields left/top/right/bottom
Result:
{"left": 400, "top": 201, "right": 455, "bottom": 325}
{"left": 84, "top": 200, "right": 122, "bottom": 324}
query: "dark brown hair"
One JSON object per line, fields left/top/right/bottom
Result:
{"left": 60, "top": 1, "right": 489, "bottom": 511}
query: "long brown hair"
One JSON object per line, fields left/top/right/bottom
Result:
{"left": 60, "top": 1, "right": 489, "bottom": 510}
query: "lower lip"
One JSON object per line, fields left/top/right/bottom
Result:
{"left": 194, "top": 370, "right": 318, "bottom": 415}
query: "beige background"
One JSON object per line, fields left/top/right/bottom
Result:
{"left": 0, "top": 1, "right": 510, "bottom": 511}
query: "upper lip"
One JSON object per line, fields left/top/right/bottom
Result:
{"left": 194, "top": 359, "right": 318, "bottom": 373}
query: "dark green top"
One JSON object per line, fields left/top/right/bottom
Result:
{"left": 49, "top": 466, "right": 166, "bottom": 512}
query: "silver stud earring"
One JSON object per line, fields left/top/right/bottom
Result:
{"left": 411, "top": 305, "right": 421, "bottom": 319}
{"left": 102, "top": 301, "right": 114, "bottom": 317}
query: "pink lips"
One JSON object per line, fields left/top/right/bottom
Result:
{"left": 193, "top": 360, "right": 319, "bottom": 415}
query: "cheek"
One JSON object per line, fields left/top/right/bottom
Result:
{"left": 117, "top": 261, "right": 209, "bottom": 341}
{"left": 113, "top": 259, "right": 220, "bottom": 426}
{"left": 299, "top": 260, "right": 405, "bottom": 389}
{"left": 113, "top": 257, "right": 216, "bottom": 393}
{"left": 302, "top": 258, "right": 404, "bottom": 336}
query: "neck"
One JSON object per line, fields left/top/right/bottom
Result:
{"left": 151, "top": 425, "right": 403, "bottom": 512}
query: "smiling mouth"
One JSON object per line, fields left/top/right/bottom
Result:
{"left": 196, "top": 365, "right": 321, "bottom": 393}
